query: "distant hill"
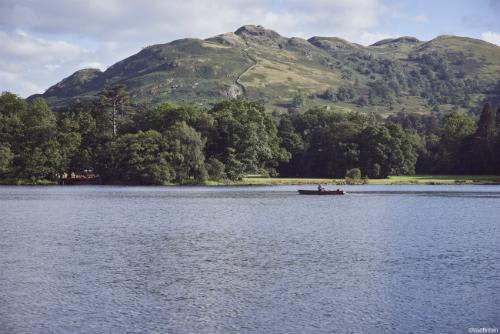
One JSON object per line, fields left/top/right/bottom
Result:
{"left": 31, "top": 25, "right": 500, "bottom": 115}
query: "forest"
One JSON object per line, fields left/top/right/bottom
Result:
{"left": 1, "top": 88, "right": 500, "bottom": 185}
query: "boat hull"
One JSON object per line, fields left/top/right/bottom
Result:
{"left": 298, "top": 190, "right": 345, "bottom": 195}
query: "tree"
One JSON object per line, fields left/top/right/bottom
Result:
{"left": 17, "top": 98, "right": 63, "bottom": 180}
{"left": 109, "top": 130, "right": 173, "bottom": 184}
{"left": 386, "top": 124, "right": 419, "bottom": 175}
{"left": 356, "top": 96, "right": 368, "bottom": 106}
{"left": 277, "top": 108, "right": 370, "bottom": 178}
{"left": 57, "top": 103, "right": 97, "bottom": 176}
{"left": 278, "top": 115, "right": 304, "bottom": 156}
{"left": 345, "top": 168, "right": 361, "bottom": 179}
{"left": 336, "top": 87, "right": 354, "bottom": 102}
{"left": 358, "top": 125, "right": 393, "bottom": 178}
{"left": 289, "top": 93, "right": 305, "bottom": 113}
{"left": 438, "top": 112, "right": 476, "bottom": 173}
{"left": 99, "top": 85, "right": 130, "bottom": 137}
{"left": 206, "top": 158, "right": 225, "bottom": 181}
{"left": 496, "top": 106, "right": 500, "bottom": 131}
{"left": 303, "top": 126, "right": 360, "bottom": 177}
{"left": 163, "top": 122, "right": 207, "bottom": 181}
{"left": 0, "top": 92, "right": 26, "bottom": 150}
{"left": 292, "top": 93, "right": 305, "bottom": 108}
{"left": 357, "top": 124, "right": 418, "bottom": 178}
{"left": 496, "top": 107, "right": 500, "bottom": 173}
{"left": 0, "top": 143, "right": 13, "bottom": 176}
{"left": 207, "top": 100, "right": 289, "bottom": 180}
{"left": 277, "top": 115, "right": 304, "bottom": 176}
{"left": 91, "top": 86, "right": 131, "bottom": 178}
{"left": 467, "top": 103, "right": 497, "bottom": 173}
{"left": 132, "top": 103, "right": 213, "bottom": 137}
{"left": 476, "top": 103, "right": 496, "bottom": 140}
{"left": 319, "top": 88, "right": 336, "bottom": 101}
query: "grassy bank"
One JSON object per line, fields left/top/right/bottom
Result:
{"left": 2, "top": 175, "right": 500, "bottom": 186}
{"left": 233, "top": 175, "right": 500, "bottom": 186}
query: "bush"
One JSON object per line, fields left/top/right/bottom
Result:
{"left": 345, "top": 168, "right": 361, "bottom": 179}
{"left": 345, "top": 177, "right": 356, "bottom": 185}
{"left": 206, "top": 158, "right": 225, "bottom": 181}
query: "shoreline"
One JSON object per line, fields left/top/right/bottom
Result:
{"left": 231, "top": 176, "right": 500, "bottom": 186}
{"left": 2, "top": 175, "right": 500, "bottom": 186}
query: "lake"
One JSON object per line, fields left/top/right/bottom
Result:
{"left": 0, "top": 185, "right": 499, "bottom": 333}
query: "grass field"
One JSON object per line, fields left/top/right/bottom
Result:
{"left": 234, "top": 175, "right": 500, "bottom": 186}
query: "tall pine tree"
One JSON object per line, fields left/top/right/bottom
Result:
{"left": 476, "top": 103, "right": 496, "bottom": 139}
{"left": 470, "top": 103, "right": 496, "bottom": 173}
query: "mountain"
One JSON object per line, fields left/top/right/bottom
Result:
{"left": 33, "top": 25, "right": 500, "bottom": 114}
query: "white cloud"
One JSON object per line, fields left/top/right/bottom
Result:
{"left": 481, "top": 31, "right": 500, "bottom": 46}
{"left": 0, "top": 30, "right": 137, "bottom": 97}
{"left": 0, "top": 0, "right": 389, "bottom": 41}
{"left": 0, "top": 69, "right": 45, "bottom": 96}
{"left": 0, "top": 30, "right": 84, "bottom": 63}
{"left": 0, "top": 31, "right": 86, "bottom": 96}
{"left": 413, "top": 15, "right": 428, "bottom": 23}
{"left": 0, "top": 0, "right": 394, "bottom": 96}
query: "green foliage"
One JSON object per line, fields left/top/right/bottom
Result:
{"left": 3, "top": 86, "right": 500, "bottom": 184}
{"left": 336, "top": 87, "right": 354, "bottom": 102}
{"left": 466, "top": 103, "right": 497, "bottom": 173}
{"left": 277, "top": 116, "right": 304, "bottom": 155}
{"left": 207, "top": 100, "right": 290, "bottom": 180}
{"left": 475, "top": 103, "right": 496, "bottom": 140}
{"left": 291, "top": 93, "right": 305, "bottom": 108}
{"left": 318, "top": 88, "right": 336, "bottom": 101}
{"left": 345, "top": 168, "right": 361, "bottom": 179}
{"left": 206, "top": 158, "right": 225, "bottom": 181}
{"left": 163, "top": 122, "right": 207, "bottom": 182}
{"left": 109, "top": 130, "right": 173, "bottom": 184}
{"left": 16, "top": 98, "right": 63, "bottom": 180}
{"left": 57, "top": 103, "right": 96, "bottom": 175}
{"left": 278, "top": 107, "right": 420, "bottom": 178}
{"left": 98, "top": 85, "right": 131, "bottom": 137}
{"left": 358, "top": 126, "right": 393, "bottom": 178}
{"left": 0, "top": 143, "right": 14, "bottom": 176}
{"left": 0, "top": 92, "right": 27, "bottom": 145}
{"left": 438, "top": 112, "right": 476, "bottom": 171}
{"left": 132, "top": 103, "right": 213, "bottom": 135}
{"left": 279, "top": 108, "right": 363, "bottom": 177}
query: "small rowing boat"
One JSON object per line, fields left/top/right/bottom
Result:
{"left": 298, "top": 189, "right": 345, "bottom": 195}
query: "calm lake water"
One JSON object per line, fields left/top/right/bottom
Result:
{"left": 0, "top": 185, "right": 499, "bottom": 333}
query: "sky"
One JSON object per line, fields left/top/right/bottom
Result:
{"left": 1, "top": 0, "right": 499, "bottom": 97}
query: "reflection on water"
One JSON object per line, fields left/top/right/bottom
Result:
{"left": 1, "top": 185, "right": 499, "bottom": 333}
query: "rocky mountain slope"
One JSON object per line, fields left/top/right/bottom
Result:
{"left": 32, "top": 25, "right": 500, "bottom": 115}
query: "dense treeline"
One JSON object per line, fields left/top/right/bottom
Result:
{"left": 1, "top": 89, "right": 499, "bottom": 184}
{"left": 0, "top": 90, "right": 288, "bottom": 184}
{"left": 387, "top": 103, "right": 500, "bottom": 174}
{"left": 277, "top": 109, "right": 419, "bottom": 178}
{"left": 279, "top": 103, "right": 500, "bottom": 177}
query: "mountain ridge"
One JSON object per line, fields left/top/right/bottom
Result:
{"left": 32, "top": 25, "right": 500, "bottom": 115}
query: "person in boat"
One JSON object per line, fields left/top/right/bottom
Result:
{"left": 318, "top": 184, "right": 325, "bottom": 192}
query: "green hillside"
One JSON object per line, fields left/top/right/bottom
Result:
{"left": 32, "top": 25, "right": 500, "bottom": 115}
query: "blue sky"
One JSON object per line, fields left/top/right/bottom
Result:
{"left": 0, "top": 0, "right": 499, "bottom": 97}
{"left": 380, "top": 0, "right": 500, "bottom": 39}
